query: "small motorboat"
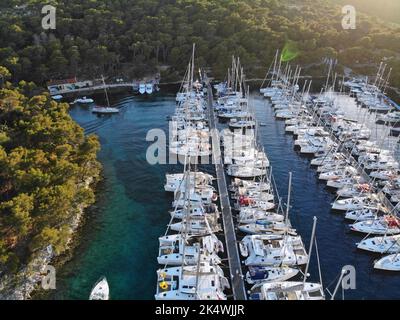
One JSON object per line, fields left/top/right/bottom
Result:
{"left": 51, "top": 95, "right": 63, "bottom": 100}
{"left": 74, "top": 96, "right": 94, "bottom": 104}
{"left": 139, "top": 83, "right": 146, "bottom": 94}
{"left": 92, "top": 106, "right": 119, "bottom": 114}
{"left": 89, "top": 277, "right": 109, "bottom": 300}
{"left": 145, "top": 83, "right": 153, "bottom": 94}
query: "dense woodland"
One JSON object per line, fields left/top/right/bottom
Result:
{"left": 0, "top": 66, "right": 101, "bottom": 274}
{"left": 0, "top": 0, "right": 399, "bottom": 87}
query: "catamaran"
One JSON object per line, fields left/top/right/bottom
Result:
{"left": 155, "top": 264, "right": 229, "bottom": 300}
{"left": 239, "top": 234, "right": 308, "bottom": 266}
{"left": 248, "top": 281, "right": 324, "bottom": 300}
{"left": 157, "top": 234, "right": 223, "bottom": 266}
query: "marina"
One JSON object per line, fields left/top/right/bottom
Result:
{"left": 37, "top": 52, "right": 400, "bottom": 301}
{"left": 2, "top": 0, "right": 400, "bottom": 304}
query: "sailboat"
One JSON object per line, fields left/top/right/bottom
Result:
{"left": 248, "top": 281, "right": 324, "bottom": 300}
{"left": 374, "top": 253, "right": 400, "bottom": 271}
{"left": 89, "top": 277, "right": 110, "bottom": 300}
{"left": 92, "top": 75, "right": 119, "bottom": 114}
{"left": 155, "top": 264, "right": 229, "bottom": 300}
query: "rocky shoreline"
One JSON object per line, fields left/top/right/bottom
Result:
{"left": 0, "top": 176, "right": 98, "bottom": 300}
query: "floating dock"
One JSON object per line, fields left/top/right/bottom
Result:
{"left": 206, "top": 79, "right": 247, "bottom": 300}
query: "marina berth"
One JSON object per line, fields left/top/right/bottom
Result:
{"left": 260, "top": 56, "right": 400, "bottom": 276}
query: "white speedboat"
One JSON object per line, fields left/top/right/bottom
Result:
{"left": 74, "top": 96, "right": 94, "bottom": 104}
{"left": 245, "top": 266, "right": 299, "bottom": 285}
{"left": 249, "top": 281, "right": 325, "bottom": 300}
{"left": 92, "top": 106, "right": 119, "bottom": 114}
{"left": 146, "top": 83, "right": 153, "bottom": 94}
{"left": 89, "top": 277, "right": 109, "bottom": 300}
{"left": 139, "top": 83, "right": 146, "bottom": 94}
{"left": 51, "top": 95, "right": 63, "bottom": 100}
{"left": 374, "top": 254, "right": 400, "bottom": 271}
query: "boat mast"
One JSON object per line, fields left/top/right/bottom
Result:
{"left": 303, "top": 216, "right": 317, "bottom": 286}
{"left": 285, "top": 172, "right": 292, "bottom": 226}
{"left": 101, "top": 75, "right": 111, "bottom": 108}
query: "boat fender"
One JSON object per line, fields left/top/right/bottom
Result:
{"left": 159, "top": 281, "right": 168, "bottom": 290}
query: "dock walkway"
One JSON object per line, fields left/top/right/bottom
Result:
{"left": 206, "top": 80, "right": 247, "bottom": 300}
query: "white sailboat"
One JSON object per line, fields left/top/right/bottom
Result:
{"left": 248, "top": 281, "right": 324, "bottom": 300}
{"left": 89, "top": 277, "right": 109, "bottom": 300}
{"left": 155, "top": 264, "right": 229, "bottom": 300}
{"left": 374, "top": 253, "right": 400, "bottom": 271}
{"left": 357, "top": 234, "right": 400, "bottom": 254}
{"left": 92, "top": 76, "right": 119, "bottom": 114}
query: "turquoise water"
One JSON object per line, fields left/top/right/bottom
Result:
{"left": 49, "top": 94, "right": 175, "bottom": 300}
{"left": 48, "top": 92, "right": 400, "bottom": 300}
